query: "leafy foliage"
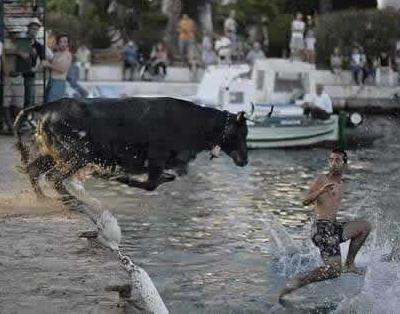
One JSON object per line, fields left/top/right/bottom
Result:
{"left": 316, "top": 9, "right": 400, "bottom": 66}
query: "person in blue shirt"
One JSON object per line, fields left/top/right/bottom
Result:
{"left": 122, "top": 40, "right": 138, "bottom": 81}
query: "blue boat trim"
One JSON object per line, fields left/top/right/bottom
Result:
{"left": 247, "top": 129, "right": 335, "bottom": 142}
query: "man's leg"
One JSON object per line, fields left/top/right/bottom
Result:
{"left": 24, "top": 76, "right": 36, "bottom": 108}
{"left": 279, "top": 256, "right": 341, "bottom": 300}
{"left": 310, "top": 107, "right": 330, "bottom": 120}
{"left": 342, "top": 220, "right": 371, "bottom": 273}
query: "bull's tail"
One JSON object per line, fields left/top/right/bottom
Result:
{"left": 13, "top": 104, "right": 44, "bottom": 166}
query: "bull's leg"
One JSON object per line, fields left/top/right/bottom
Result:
{"left": 112, "top": 164, "right": 167, "bottom": 191}
{"left": 46, "top": 161, "right": 85, "bottom": 204}
{"left": 160, "top": 172, "right": 176, "bottom": 182}
{"left": 26, "top": 155, "right": 56, "bottom": 199}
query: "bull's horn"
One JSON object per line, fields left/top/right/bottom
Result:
{"left": 267, "top": 105, "right": 274, "bottom": 117}
{"left": 242, "top": 103, "right": 255, "bottom": 119}
{"left": 237, "top": 111, "right": 246, "bottom": 122}
{"left": 248, "top": 102, "right": 255, "bottom": 117}
{"left": 210, "top": 145, "right": 221, "bottom": 160}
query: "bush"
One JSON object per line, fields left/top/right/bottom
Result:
{"left": 268, "top": 13, "right": 292, "bottom": 57}
{"left": 316, "top": 9, "right": 400, "bottom": 67}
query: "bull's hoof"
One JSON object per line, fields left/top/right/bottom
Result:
{"left": 145, "top": 184, "right": 157, "bottom": 191}
{"left": 175, "top": 166, "right": 188, "bottom": 176}
{"left": 161, "top": 172, "right": 175, "bottom": 182}
{"left": 106, "top": 283, "right": 132, "bottom": 299}
{"left": 36, "top": 193, "right": 50, "bottom": 202}
{"left": 79, "top": 230, "right": 99, "bottom": 239}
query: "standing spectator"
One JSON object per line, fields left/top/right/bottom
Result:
{"left": 245, "top": 41, "right": 266, "bottom": 66}
{"left": 16, "top": 18, "right": 45, "bottom": 108}
{"left": 67, "top": 55, "right": 88, "bottom": 98}
{"left": 290, "top": 13, "right": 305, "bottom": 61}
{"left": 304, "top": 16, "right": 316, "bottom": 63}
{"left": 350, "top": 47, "right": 362, "bottom": 85}
{"left": 224, "top": 10, "right": 238, "bottom": 58}
{"left": 2, "top": 31, "right": 24, "bottom": 133}
{"left": 76, "top": 44, "right": 91, "bottom": 81}
{"left": 201, "top": 32, "right": 217, "bottom": 67}
{"left": 150, "top": 42, "right": 168, "bottom": 77}
{"left": 122, "top": 40, "right": 138, "bottom": 81}
{"left": 376, "top": 51, "right": 394, "bottom": 86}
{"left": 330, "top": 47, "right": 343, "bottom": 76}
{"left": 42, "top": 34, "right": 72, "bottom": 102}
{"left": 188, "top": 44, "right": 201, "bottom": 82}
{"left": 177, "top": 14, "right": 196, "bottom": 63}
{"left": 215, "top": 33, "right": 232, "bottom": 64}
{"left": 395, "top": 42, "right": 400, "bottom": 85}
{"left": 261, "top": 16, "right": 270, "bottom": 55}
{"left": 0, "top": 37, "right": 3, "bottom": 79}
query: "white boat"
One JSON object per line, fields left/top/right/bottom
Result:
{"left": 246, "top": 114, "right": 338, "bottom": 149}
{"left": 195, "top": 59, "right": 359, "bottom": 149}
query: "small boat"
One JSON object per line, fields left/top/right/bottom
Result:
{"left": 195, "top": 59, "right": 362, "bottom": 149}
{"left": 247, "top": 111, "right": 338, "bottom": 149}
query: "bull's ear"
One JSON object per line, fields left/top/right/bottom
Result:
{"left": 237, "top": 111, "right": 246, "bottom": 123}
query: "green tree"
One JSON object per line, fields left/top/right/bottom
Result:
{"left": 316, "top": 9, "right": 400, "bottom": 67}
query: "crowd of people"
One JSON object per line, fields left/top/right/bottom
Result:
{"left": 120, "top": 10, "right": 269, "bottom": 82}
{"left": 330, "top": 45, "right": 400, "bottom": 86}
{"left": 0, "top": 18, "right": 92, "bottom": 134}
{"left": 288, "top": 12, "right": 317, "bottom": 63}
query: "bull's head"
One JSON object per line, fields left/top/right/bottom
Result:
{"left": 217, "top": 111, "right": 248, "bottom": 167}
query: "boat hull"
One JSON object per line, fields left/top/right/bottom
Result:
{"left": 247, "top": 116, "right": 339, "bottom": 149}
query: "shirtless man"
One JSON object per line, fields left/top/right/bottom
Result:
{"left": 279, "top": 148, "right": 371, "bottom": 299}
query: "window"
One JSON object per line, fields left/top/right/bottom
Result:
{"left": 229, "top": 92, "right": 244, "bottom": 104}
{"left": 273, "top": 72, "right": 305, "bottom": 92}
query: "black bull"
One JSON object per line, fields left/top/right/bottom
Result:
{"left": 14, "top": 97, "right": 248, "bottom": 196}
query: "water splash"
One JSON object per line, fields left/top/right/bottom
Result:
{"left": 334, "top": 221, "right": 400, "bottom": 313}
{"left": 266, "top": 214, "right": 321, "bottom": 278}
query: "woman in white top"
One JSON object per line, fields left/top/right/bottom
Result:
{"left": 290, "top": 13, "right": 305, "bottom": 60}
{"left": 304, "top": 17, "right": 316, "bottom": 63}
{"left": 42, "top": 34, "right": 72, "bottom": 102}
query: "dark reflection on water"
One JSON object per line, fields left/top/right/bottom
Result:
{"left": 85, "top": 116, "right": 400, "bottom": 313}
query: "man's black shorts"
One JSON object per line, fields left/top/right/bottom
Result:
{"left": 312, "top": 220, "right": 347, "bottom": 260}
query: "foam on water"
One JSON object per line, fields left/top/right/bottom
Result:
{"left": 333, "top": 218, "right": 400, "bottom": 313}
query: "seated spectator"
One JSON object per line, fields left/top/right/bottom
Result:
{"left": 245, "top": 41, "right": 266, "bottom": 66}
{"left": 215, "top": 33, "right": 232, "bottom": 64}
{"left": 362, "top": 55, "right": 377, "bottom": 85}
{"left": 150, "top": 42, "right": 168, "bottom": 77}
{"left": 376, "top": 51, "right": 394, "bottom": 86}
{"left": 330, "top": 47, "right": 343, "bottom": 76}
{"left": 300, "top": 84, "right": 332, "bottom": 120}
{"left": 122, "top": 40, "right": 138, "bottom": 81}
{"left": 350, "top": 47, "right": 362, "bottom": 85}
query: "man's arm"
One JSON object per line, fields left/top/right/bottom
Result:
{"left": 303, "top": 175, "right": 334, "bottom": 206}
{"left": 43, "top": 52, "right": 71, "bottom": 74}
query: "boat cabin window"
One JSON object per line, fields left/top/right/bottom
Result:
{"left": 256, "top": 70, "right": 265, "bottom": 90}
{"left": 229, "top": 91, "right": 244, "bottom": 104}
{"left": 273, "top": 72, "right": 305, "bottom": 92}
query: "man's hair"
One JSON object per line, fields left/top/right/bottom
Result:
{"left": 56, "top": 33, "right": 69, "bottom": 44}
{"left": 331, "top": 147, "right": 348, "bottom": 164}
